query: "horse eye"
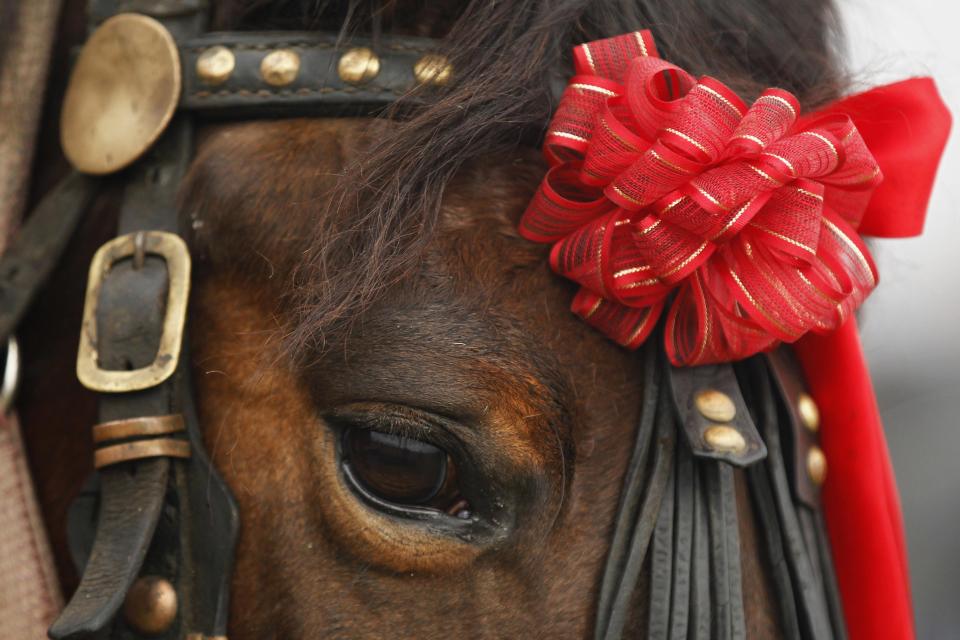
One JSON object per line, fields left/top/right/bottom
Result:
{"left": 342, "top": 427, "right": 448, "bottom": 505}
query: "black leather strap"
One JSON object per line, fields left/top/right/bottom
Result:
{"left": 667, "top": 362, "right": 767, "bottom": 467}
{"left": 745, "top": 358, "right": 836, "bottom": 640}
{"left": 594, "top": 345, "right": 676, "bottom": 640}
{"left": 748, "top": 457, "right": 804, "bottom": 640}
{"left": 594, "top": 351, "right": 847, "bottom": 639}
{"left": 705, "top": 461, "right": 745, "bottom": 639}
{"left": 767, "top": 347, "right": 823, "bottom": 508}
{"left": 180, "top": 32, "right": 445, "bottom": 118}
{"left": 0, "top": 172, "right": 96, "bottom": 345}
{"left": 646, "top": 456, "right": 675, "bottom": 637}
{"left": 688, "top": 460, "right": 712, "bottom": 638}
{"left": 53, "top": 3, "right": 239, "bottom": 639}
{"left": 667, "top": 443, "right": 694, "bottom": 640}
{"left": 814, "top": 511, "right": 848, "bottom": 640}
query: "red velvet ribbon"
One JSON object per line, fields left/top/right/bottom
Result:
{"left": 521, "top": 31, "right": 951, "bottom": 639}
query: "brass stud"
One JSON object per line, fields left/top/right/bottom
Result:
{"left": 413, "top": 53, "right": 453, "bottom": 86}
{"left": 123, "top": 576, "right": 178, "bottom": 635}
{"left": 337, "top": 47, "right": 380, "bottom": 85}
{"left": 797, "top": 392, "right": 820, "bottom": 432}
{"left": 260, "top": 49, "right": 300, "bottom": 87}
{"left": 694, "top": 389, "right": 737, "bottom": 423}
{"left": 703, "top": 425, "right": 747, "bottom": 454}
{"left": 196, "top": 45, "right": 235, "bottom": 85}
{"left": 807, "top": 445, "right": 827, "bottom": 486}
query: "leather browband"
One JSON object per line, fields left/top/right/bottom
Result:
{"left": 180, "top": 32, "right": 448, "bottom": 117}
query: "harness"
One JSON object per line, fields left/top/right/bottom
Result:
{"left": 5, "top": 2, "right": 847, "bottom": 638}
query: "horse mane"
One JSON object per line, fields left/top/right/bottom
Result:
{"left": 210, "top": 0, "right": 846, "bottom": 359}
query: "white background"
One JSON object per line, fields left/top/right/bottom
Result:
{"left": 840, "top": 1, "right": 959, "bottom": 637}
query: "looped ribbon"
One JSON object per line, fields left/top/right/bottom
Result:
{"left": 519, "top": 31, "right": 939, "bottom": 366}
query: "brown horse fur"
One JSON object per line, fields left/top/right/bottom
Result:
{"left": 18, "top": 0, "right": 849, "bottom": 636}
{"left": 189, "top": 118, "right": 783, "bottom": 637}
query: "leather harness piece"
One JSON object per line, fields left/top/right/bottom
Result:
{"left": 180, "top": 32, "right": 449, "bottom": 117}
{"left": 594, "top": 345, "right": 845, "bottom": 640}
{"left": 0, "top": 1, "right": 847, "bottom": 637}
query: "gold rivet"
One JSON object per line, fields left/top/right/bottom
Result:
{"left": 413, "top": 53, "right": 453, "bottom": 86}
{"left": 807, "top": 445, "right": 827, "bottom": 486}
{"left": 703, "top": 425, "right": 747, "bottom": 454}
{"left": 260, "top": 49, "right": 300, "bottom": 87}
{"left": 337, "top": 47, "right": 380, "bottom": 85}
{"left": 797, "top": 392, "right": 820, "bottom": 432}
{"left": 694, "top": 389, "right": 737, "bottom": 423}
{"left": 123, "top": 576, "right": 178, "bottom": 635}
{"left": 196, "top": 45, "right": 235, "bottom": 85}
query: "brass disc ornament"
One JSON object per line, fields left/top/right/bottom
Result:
{"left": 60, "top": 13, "right": 181, "bottom": 175}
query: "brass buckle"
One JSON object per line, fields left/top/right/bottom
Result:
{"left": 77, "top": 231, "right": 191, "bottom": 392}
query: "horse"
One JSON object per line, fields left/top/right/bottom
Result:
{"left": 15, "top": 0, "right": 850, "bottom": 637}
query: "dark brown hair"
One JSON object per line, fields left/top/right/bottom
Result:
{"left": 217, "top": 0, "right": 845, "bottom": 356}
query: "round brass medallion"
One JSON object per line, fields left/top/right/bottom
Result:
{"left": 60, "top": 13, "right": 181, "bottom": 175}
{"left": 703, "top": 425, "right": 747, "bottom": 453}
{"left": 694, "top": 388, "right": 737, "bottom": 423}
{"left": 122, "top": 576, "right": 178, "bottom": 635}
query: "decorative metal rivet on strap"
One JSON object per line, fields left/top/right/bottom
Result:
{"left": 337, "top": 47, "right": 380, "bottom": 84}
{"left": 413, "top": 53, "right": 453, "bottom": 86}
{"left": 123, "top": 576, "right": 178, "bottom": 635}
{"left": 703, "top": 424, "right": 747, "bottom": 453}
{"left": 797, "top": 392, "right": 820, "bottom": 432}
{"left": 60, "top": 13, "right": 181, "bottom": 175}
{"left": 93, "top": 415, "right": 190, "bottom": 469}
{"left": 807, "top": 445, "right": 827, "bottom": 486}
{"left": 694, "top": 388, "right": 736, "bottom": 423}
{"left": 77, "top": 231, "right": 191, "bottom": 393}
{"left": 196, "top": 45, "right": 235, "bottom": 85}
{"left": 260, "top": 49, "right": 300, "bottom": 86}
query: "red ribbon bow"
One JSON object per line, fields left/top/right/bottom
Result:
{"left": 521, "top": 31, "right": 886, "bottom": 366}
{"left": 522, "top": 30, "right": 952, "bottom": 640}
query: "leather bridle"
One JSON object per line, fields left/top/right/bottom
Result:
{"left": 3, "top": 2, "right": 848, "bottom": 638}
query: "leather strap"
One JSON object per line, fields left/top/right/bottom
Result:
{"left": 704, "top": 461, "right": 745, "bottom": 638}
{"left": 767, "top": 347, "right": 824, "bottom": 508}
{"left": 646, "top": 457, "right": 675, "bottom": 638}
{"left": 594, "top": 345, "right": 676, "bottom": 640}
{"left": 180, "top": 32, "right": 446, "bottom": 118}
{"left": 50, "top": 126, "right": 188, "bottom": 637}
{"left": 744, "top": 358, "right": 836, "bottom": 640}
{"left": 53, "top": 3, "right": 238, "bottom": 639}
{"left": 595, "top": 351, "right": 847, "bottom": 639}
{"left": 667, "top": 362, "right": 768, "bottom": 467}
{"left": 748, "top": 456, "right": 804, "bottom": 640}
{"left": 667, "top": 444, "right": 694, "bottom": 640}
{"left": 0, "top": 173, "right": 96, "bottom": 345}
{"left": 687, "top": 459, "right": 711, "bottom": 638}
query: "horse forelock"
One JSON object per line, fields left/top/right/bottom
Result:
{"left": 191, "top": 0, "right": 844, "bottom": 372}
